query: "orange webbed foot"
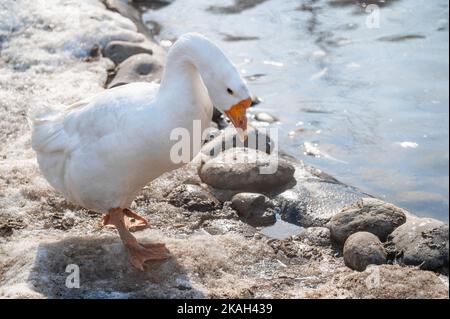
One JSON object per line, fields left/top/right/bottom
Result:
{"left": 103, "top": 208, "right": 148, "bottom": 232}
{"left": 127, "top": 242, "right": 170, "bottom": 271}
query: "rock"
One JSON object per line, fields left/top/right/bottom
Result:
{"left": 0, "top": 224, "right": 13, "bottom": 237}
{"left": 167, "top": 184, "right": 220, "bottom": 212}
{"left": 255, "top": 112, "right": 278, "bottom": 123}
{"left": 271, "top": 159, "right": 365, "bottom": 228}
{"left": 201, "top": 127, "right": 274, "bottom": 159}
{"left": 61, "top": 211, "right": 75, "bottom": 230}
{"left": 103, "top": 0, "right": 167, "bottom": 61}
{"left": 103, "top": 40, "right": 154, "bottom": 64}
{"left": 231, "top": 193, "right": 276, "bottom": 227}
{"left": 0, "top": 216, "right": 24, "bottom": 237}
{"left": 108, "top": 53, "right": 163, "bottom": 88}
{"left": 297, "top": 227, "right": 331, "bottom": 246}
{"left": 211, "top": 107, "right": 229, "bottom": 130}
{"left": 389, "top": 218, "right": 449, "bottom": 271}
{"left": 329, "top": 198, "right": 407, "bottom": 245}
{"left": 343, "top": 232, "right": 387, "bottom": 271}
{"left": 199, "top": 148, "right": 295, "bottom": 192}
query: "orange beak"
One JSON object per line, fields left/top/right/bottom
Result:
{"left": 224, "top": 98, "right": 252, "bottom": 139}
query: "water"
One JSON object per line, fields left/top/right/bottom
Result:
{"left": 141, "top": 0, "right": 449, "bottom": 222}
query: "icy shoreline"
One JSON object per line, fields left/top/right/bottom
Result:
{"left": 0, "top": 0, "right": 448, "bottom": 298}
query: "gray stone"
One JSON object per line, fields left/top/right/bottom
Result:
{"left": 200, "top": 127, "right": 274, "bottom": 159}
{"left": 343, "top": 232, "right": 387, "bottom": 271}
{"left": 329, "top": 198, "right": 407, "bottom": 245}
{"left": 104, "top": 0, "right": 167, "bottom": 63}
{"left": 255, "top": 112, "right": 278, "bottom": 123}
{"left": 61, "top": 211, "right": 75, "bottom": 230}
{"left": 297, "top": 227, "right": 331, "bottom": 246}
{"left": 231, "top": 193, "right": 276, "bottom": 227}
{"left": 103, "top": 40, "right": 154, "bottom": 64}
{"left": 389, "top": 217, "right": 449, "bottom": 271}
{"left": 108, "top": 53, "right": 163, "bottom": 88}
{"left": 199, "top": 148, "right": 295, "bottom": 192}
{"left": 272, "top": 159, "right": 365, "bottom": 228}
{"left": 167, "top": 184, "right": 220, "bottom": 212}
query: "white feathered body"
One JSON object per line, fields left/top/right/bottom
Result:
{"left": 32, "top": 81, "right": 212, "bottom": 213}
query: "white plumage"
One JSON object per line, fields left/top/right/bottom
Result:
{"left": 31, "top": 33, "right": 250, "bottom": 214}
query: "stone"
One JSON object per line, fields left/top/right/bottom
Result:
{"left": 389, "top": 217, "right": 449, "bottom": 271}
{"left": 103, "top": 40, "right": 154, "bottom": 64}
{"left": 61, "top": 211, "right": 75, "bottom": 230}
{"left": 199, "top": 148, "right": 295, "bottom": 192}
{"left": 329, "top": 198, "right": 407, "bottom": 245}
{"left": 255, "top": 112, "right": 278, "bottom": 123}
{"left": 231, "top": 193, "right": 276, "bottom": 227}
{"left": 200, "top": 126, "right": 274, "bottom": 158}
{"left": 273, "top": 161, "right": 365, "bottom": 228}
{"left": 297, "top": 227, "right": 331, "bottom": 246}
{"left": 211, "top": 107, "right": 229, "bottom": 130}
{"left": 108, "top": 53, "right": 163, "bottom": 88}
{"left": 343, "top": 232, "right": 387, "bottom": 271}
{"left": 167, "top": 184, "right": 220, "bottom": 212}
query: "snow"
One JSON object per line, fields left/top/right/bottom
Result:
{"left": 0, "top": 0, "right": 145, "bottom": 214}
{"left": 0, "top": 0, "right": 149, "bottom": 297}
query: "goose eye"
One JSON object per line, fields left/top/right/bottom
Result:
{"left": 227, "top": 88, "right": 234, "bottom": 95}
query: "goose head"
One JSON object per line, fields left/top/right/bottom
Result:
{"left": 171, "top": 33, "right": 253, "bottom": 135}
{"left": 199, "top": 53, "right": 252, "bottom": 134}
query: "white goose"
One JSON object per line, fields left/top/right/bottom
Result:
{"left": 31, "top": 33, "right": 252, "bottom": 270}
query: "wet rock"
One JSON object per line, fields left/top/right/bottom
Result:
{"left": 108, "top": 53, "right": 163, "bottom": 88}
{"left": 329, "top": 198, "right": 407, "bottom": 245}
{"left": 103, "top": 40, "right": 154, "bottom": 64}
{"left": 297, "top": 227, "right": 331, "bottom": 246}
{"left": 389, "top": 218, "right": 449, "bottom": 271}
{"left": 199, "top": 148, "right": 295, "bottom": 192}
{"left": 167, "top": 184, "right": 220, "bottom": 212}
{"left": 274, "top": 159, "right": 365, "bottom": 228}
{"left": 344, "top": 232, "right": 387, "bottom": 271}
{"left": 255, "top": 112, "right": 278, "bottom": 123}
{"left": 231, "top": 193, "right": 276, "bottom": 227}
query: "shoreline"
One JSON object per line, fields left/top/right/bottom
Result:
{"left": 0, "top": 0, "right": 448, "bottom": 298}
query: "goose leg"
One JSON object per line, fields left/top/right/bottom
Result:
{"left": 102, "top": 208, "right": 148, "bottom": 231}
{"left": 107, "top": 208, "right": 169, "bottom": 271}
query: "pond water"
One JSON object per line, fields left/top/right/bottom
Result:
{"left": 140, "top": 0, "right": 449, "bottom": 222}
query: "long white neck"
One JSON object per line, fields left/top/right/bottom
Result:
{"left": 158, "top": 37, "right": 213, "bottom": 118}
